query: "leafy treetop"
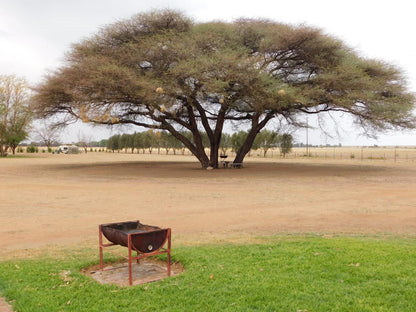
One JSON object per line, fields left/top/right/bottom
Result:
{"left": 33, "top": 9, "right": 415, "bottom": 168}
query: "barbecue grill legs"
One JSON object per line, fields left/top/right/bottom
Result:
{"left": 128, "top": 235, "right": 133, "bottom": 285}
{"left": 167, "top": 228, "right": 171, "bottom": 276}
{"left": 99, "top": 224, "right": 172, "bottom": 286}
{"left": 99, "top": 225, "right": 104, "bottom": 270}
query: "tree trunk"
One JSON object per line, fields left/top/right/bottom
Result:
{"left": 186, "top": 102, "right": 210, "bottom": 168}
{"left": 208, "top": 106, "right": 226, "bottom": 168}
{"left": 0, "top": 137, "right": 5, "bottom": 157}
{"left": 209, "top": 142, "right": 220, "bottom": 168}
{"left": 160, "top": 118, "right": 210, "bottom": 168}
{"left": 193, "top": 144, "right": 210, "bottom": 168}
{"left": 234, "top": 112, "right": 274, "bottom": 164}
{"left": 234, "top": 128, "right": 260, "bottom": 163}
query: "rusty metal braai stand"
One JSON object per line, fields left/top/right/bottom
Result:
{"left": 99, "top": 220, "right": 171, "bottom": 285}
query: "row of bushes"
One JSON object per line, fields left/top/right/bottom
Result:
{"left": 106, "top": 130, "right": 293, "bottom": 156}
{"left": 17, "top": 146, "right": 53, "bottom": 153}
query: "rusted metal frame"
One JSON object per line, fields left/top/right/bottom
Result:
{"left": 167, "top": 228, "right": 171, "bottom": 276}
{"left": 128, "top": 233, "right": 133, "bottom": 285}
{"left": 100, "top": 225, "right": 172, "bottom": 286}
{"left": 101, "top": 246, "right": 130, "bottom": 260}
{"left": 99, "top": 225, "right": 105, "bottom": 270}
{"left": 127, "top": 241, "right": 169, "bottom": 286}
{"left": 128, "top": 228, "right": 172, "bottom": 284}
{"left": 99, "top": 225, "right": 127, "bottom": 269}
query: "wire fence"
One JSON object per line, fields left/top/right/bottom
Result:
{"left": 17, "top": 145, "right": 416, "bottom": 162}
{"left": 243, "top": 147, "right": 416, "bottom": 162}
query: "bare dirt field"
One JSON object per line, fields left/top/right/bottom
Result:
{"left": 1, "top": 152, "right": 416, "bottom": 259}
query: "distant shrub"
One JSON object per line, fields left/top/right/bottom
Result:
{"left": 48, "top": 147, "right": 52, "bottom": 153}
{"left": 350, "top": 153, "right": 355, "bottom": 159}
{"left": 17, "top": 147, "right": 24, "bottom": 153}
{"left": 27, "top": 145, "right": 38, "bottom": 153}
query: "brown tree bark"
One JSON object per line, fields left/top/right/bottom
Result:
{"left": 234, "top": 112, "right": 275, "bottom": 164}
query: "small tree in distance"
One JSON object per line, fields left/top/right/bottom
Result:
{"left": 280, "top": 133, "right": 293, "bottom": 158}
{"left": 254, "top": 130, "right": 280, "bottom": 157}
{"left": 107, "top": 134, "right": 120, "bottom": 152}
{"left": 1, "top": 75, "right": 32, "bottom": 156}
{"left": 219, "top": 133, "right": 232, "bottom": 156}
{"left": 230, "top": 131, "right": 248, "bottom": 154}
{"left": 34, "top": 120, "right": 61, "bottom": 150}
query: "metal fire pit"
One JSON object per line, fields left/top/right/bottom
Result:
{"left": 99, "top": 220, "right": 171, "bottom": 285}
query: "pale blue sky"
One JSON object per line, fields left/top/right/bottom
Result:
{"left": 1, "top": 0, "right": 415, "bottom": 145}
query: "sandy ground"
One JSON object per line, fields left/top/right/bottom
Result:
{"left": 1, "top": 152, "right": 416, "bottom": 311}
{"left": 84, "top": 258, "right": 184, "bottom": 286}
{"left": 1, "top": 152, "right": 416, "bottom": 258}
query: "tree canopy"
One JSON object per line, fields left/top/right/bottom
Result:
{"left": 33, "top": 9, "right": 416, "bottom": 168}
{"left": 1, "top": 75, "right": 32, "bottom": 156}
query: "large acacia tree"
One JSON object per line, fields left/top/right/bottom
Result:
{"left": 33, "top": 10, "right": 415, "bottom": 168}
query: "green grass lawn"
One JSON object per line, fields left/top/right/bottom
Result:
{"left": 1, "top": 236, "right": 416, "bottom": 311}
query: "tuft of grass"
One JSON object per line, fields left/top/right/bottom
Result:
{"left": 1, "top": 236, "right": 416, "bottom": 311}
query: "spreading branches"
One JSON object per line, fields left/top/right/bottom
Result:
{"left": 32, "top": 9, "right": 416, "bottom": 168}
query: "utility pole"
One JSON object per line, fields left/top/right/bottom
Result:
{"left": 306, "top": 116, "right": 309, "bottom": 156}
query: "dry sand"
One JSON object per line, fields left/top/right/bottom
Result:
{"left": 1, "top": 152, "right": 416, "bottom": 259}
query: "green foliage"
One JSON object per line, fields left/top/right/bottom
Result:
{"left": 219, "top": 133, "right": 232, "bottom": 155}
{"left": 119, "top": 133, "right": 131, "bottom": 152}
{"left": 107, "top": 131, "right": 194, "bottom": 154}
{"left": 1, "top": 237, "right": 416, "bottom": 311}
{"left": 26, "top": 145, "right": 38, "bottom": 153}
{"left": 0, "top": 75, "right": 32, "bottom": 156}
{"left": 160, "top": 131, "right": 183, "bottom": 154}
{"left": 280, "top": 133, "right": 293, "bottom": 157}
{"left": 106, "top": 134, "right": 120, "bottom": 152}
{"left": 105, "top": 130, "right": 289, "bottom": 157}
{"left": 33, "top": 10, "right": 416, "bottom": 168}
{"left": 230, "top": 131, "right": 248, "bottom": 153}
{"left": 200, "top": 132, "right": 210, "bottom": 148}
{"left": 142, "top": 130, "right": 155, "bottom": 153}
{"left": 133, "top": 132, "right": 143, "bottom": 152}
{"left": 253, "top": 129, "right": 280, "bottom": 156}
{"left": 4, "top": 120, "right": 28, "bottom": 152}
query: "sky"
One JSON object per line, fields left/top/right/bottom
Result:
{"left": 1, "top": 0, "right": 415, "bottom": 146}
